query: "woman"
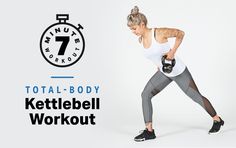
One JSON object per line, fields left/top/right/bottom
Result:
{"left": 127, "top": 6, "right": 224, "bottom": 142}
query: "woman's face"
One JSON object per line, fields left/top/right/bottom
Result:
{"left": 129, "top": 23, "right": 145, "bottom": 36}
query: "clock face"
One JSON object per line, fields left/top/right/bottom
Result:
{"left": 40, "top": 23, "right": 85, "bottom": 67}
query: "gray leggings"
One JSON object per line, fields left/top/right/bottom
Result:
{"left": 142, "top": 67, "right": 217, "bottom": 123}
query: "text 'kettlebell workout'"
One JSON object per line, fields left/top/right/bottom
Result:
{"left": 24, "top": 84, "right": 101, "bottom": 125}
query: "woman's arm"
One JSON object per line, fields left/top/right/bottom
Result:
{"left": 155, "top": 28, "right": 185, "bottom": 60}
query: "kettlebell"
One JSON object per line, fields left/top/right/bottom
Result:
{"left": 161, "top": 55, "right": 176, "bottom": 73}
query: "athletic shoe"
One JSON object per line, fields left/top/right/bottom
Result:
{"left": 208, "top": 117, "right": 224, "bottom": 134}
{"left": 134, "top": 128, "right": 156, "bottom": 142}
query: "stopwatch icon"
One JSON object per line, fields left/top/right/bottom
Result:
{"left": 40, "top": 14, "right": 85, "bottom": 67}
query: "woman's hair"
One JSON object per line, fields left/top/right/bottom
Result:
{"left": 127, "top": 6, "right": 147, "bottom": 27}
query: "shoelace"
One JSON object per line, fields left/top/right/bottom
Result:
{"left": 210, "top": 120, "right": 221, "bottom": 130}
{"left": 139, "top": 130, "right": 145, "bottom": 134}
{"left": 213, "top": 120, "right": 220, "bottom": 126}
{"left": 139, "top": 129, "right": 148, "bottom": 134}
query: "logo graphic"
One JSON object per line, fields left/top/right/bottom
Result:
{"left": 40, "top": 14, "right": 85, "bottom": 67}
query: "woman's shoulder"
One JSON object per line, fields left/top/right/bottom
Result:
{"left": 154, "top": 27, "right": 169, "bottom": 35}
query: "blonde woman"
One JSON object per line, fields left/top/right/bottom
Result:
{"left": 127, "top": 6, "right": 224, "bottom": 142}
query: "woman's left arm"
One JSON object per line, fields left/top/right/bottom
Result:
{"left": 159, "top": 28, "right": 185, "bottom": 60}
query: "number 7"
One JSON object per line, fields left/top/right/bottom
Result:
{"left": 55, "top": 36, "right": 70, "bottom": 55}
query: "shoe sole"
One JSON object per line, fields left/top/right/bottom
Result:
{"left": 134, "top": 137, "right": 156, "bottom": 142}
{"left": 134, "top": 138, "right": 145, "bottom": 142}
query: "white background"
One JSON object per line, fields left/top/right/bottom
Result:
{"left": 0, "top": 0, "right": 236, "bottom": 147}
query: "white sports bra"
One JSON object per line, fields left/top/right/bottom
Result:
{"left": 143, "top": 28, "right": 186, "bottom": 77}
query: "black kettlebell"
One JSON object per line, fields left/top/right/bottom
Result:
{"left": 161, "top": 55, "right": 176, "bottom": 73}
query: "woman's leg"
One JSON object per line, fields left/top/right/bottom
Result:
{"left": 172, "top": 68, "right": 224, "bottom": 133}
{"left": 172, "top": 68, "right": 217, "bottom": 117}
{"left": 141, "top": 70, "right": 172, "bottom": 130}
{"left": 134, "top": 70, "right": 172, "bottom": 142}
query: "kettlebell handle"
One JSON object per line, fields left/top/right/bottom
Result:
{"left": 162, "top": 55, "right": 176, "bottom": 66}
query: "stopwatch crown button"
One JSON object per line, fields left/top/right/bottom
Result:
{"left": 56, "top": 14, "right": 69, "bottom": 23}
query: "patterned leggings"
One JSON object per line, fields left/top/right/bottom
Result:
{"left": 141, "top": 67, "right": 217, "bottom": 123}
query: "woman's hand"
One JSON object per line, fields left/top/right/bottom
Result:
{"left": 165, "top": 49, "right": 175, "bottom": 60}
